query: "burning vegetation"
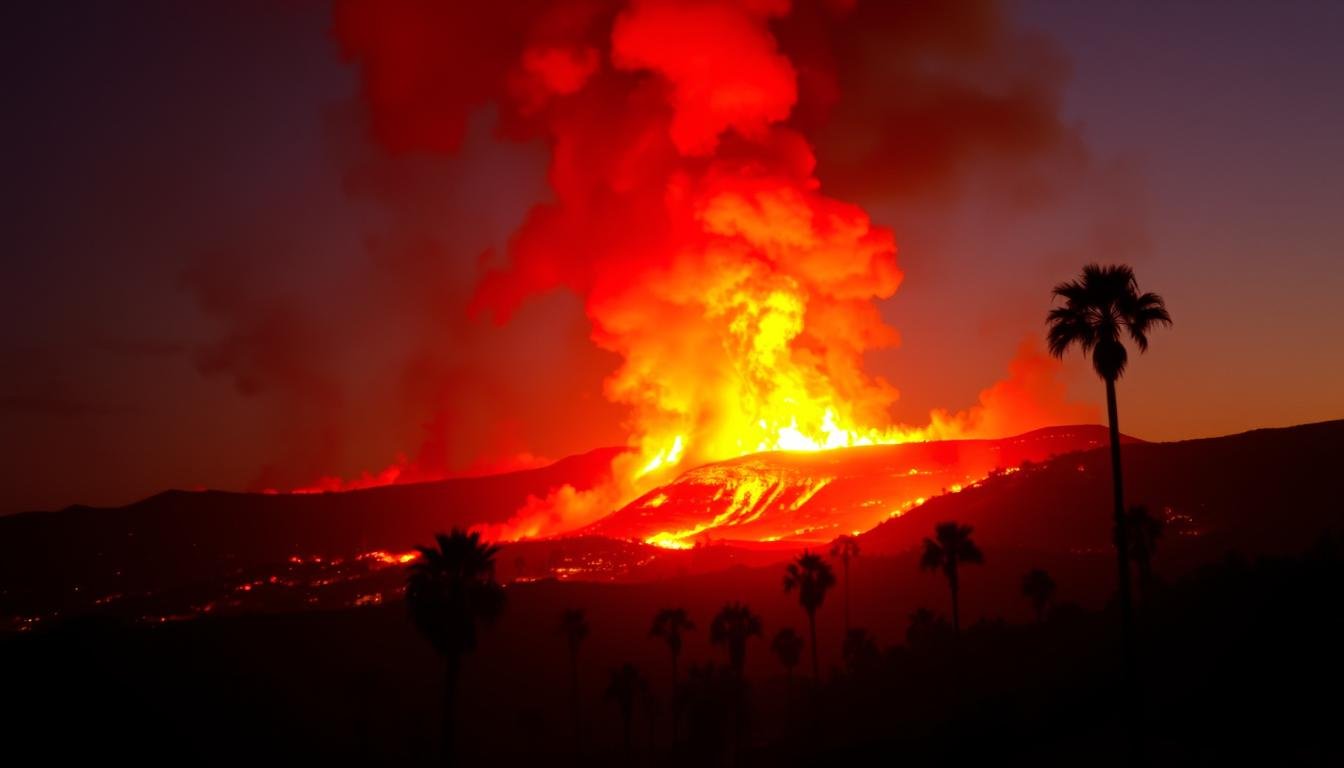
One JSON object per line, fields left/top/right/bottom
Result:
{"left": 300, "top": 0, "right": 1099, "bottom": 540}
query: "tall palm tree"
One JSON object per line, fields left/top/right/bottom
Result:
{"left": 605, "top": 663, "right": 646, "bottom": 759}
{"left": 650, "top": 607, "right": 695, "bottom": 688}
{"left": 651, "top": 607, "right": 694, "bottom": 745}
{"left": 1021, "top": 568, "right": 1057, "bottom": 623}
{"left": 771, "top": 627, "right": 804, "bottom": 726}
{"left": 770, "top": 627, "right": 804, "bottom": 682}
{"left": 829, "top": 535, "right": 861, "bottom": 638}
{"left": 1127, "top": 505, "right": 1164, "bottom": 606}
{"left": 406, "top": 529, "right": 505, "bottom": 765}
{"left": 919, "top": 522, "right": 984, "bottom": 634}
{"left": 1047, "top": 263, "right": 1171, "bottom": 670}
{"left": 560, "top": 608, "right": 589, "bottom": 750}
{"left": 783, "top": 551, "right": 836, "bottom": 682}
{"left": 710, "top": 602, "right": 763, "bottom": 676}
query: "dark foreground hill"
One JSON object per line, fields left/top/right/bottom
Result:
{"left": 860, "top": 419, "right": 1344, "bottom": 565}
{"left": 5, "top": 537, "right": 1340, "bottom": 765}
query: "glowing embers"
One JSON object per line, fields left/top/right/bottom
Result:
{"left": 590, "top": 429, "right": 1121, "bottom": 547}
{"left": 359, "top": 550, "right": 420, "bottom": 566}
{"left": 639, "top": 461, "right": 835, "bottom": 548}
{"left": 639, "top": 436, "right": 686, "bottom": 477}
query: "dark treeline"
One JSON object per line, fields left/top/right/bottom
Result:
{"left": 6, "top": 531, "right": 1340, "bottom": 765}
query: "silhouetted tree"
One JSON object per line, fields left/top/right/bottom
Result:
{"left": 641, "top": 687, "right": 663, "bottom": 758}
{"left": 1047, "top": 263, "right": 1171, "bottom": 675}
{"left": 1022, "top": 568, "right": 1057, "bottom": 623}
{"left": 679, "top": 663, "right": 743, "bottom": 760}
{"left": 830, "top": 534, "right": 861, "bottom": 638}
{"left": 406, "top": 529, "right": 505, "bottom": 765}
{"left": 605, "top": 663, "right": 646, "bottom": 759}
{"left": 650, "top": 607, "right": 694, "bottom": 688}
{"left": 769, "top": 626, "right": 805, "bottom": 731}
{"left": 651, "top": 607, "right": 694, "bottom": 745}
{"left": 919, "top": 522, "right": 984, "bottom": 633}
{"left": 842, "top": 627, "right": 880, "bottom": 675}
{"left": 1127, "top": 504, "right": 1164, "bottom": 605}
{"left": 905, "top": 608, "right": 952, "bottom": 651}
{"left": 770, "top": 627, "right": 804, "bottom": 683}
{"left": 560, "top": 608, "right": 589, "bottom": 750}
{"left": 710, "top": 602, "right": 762, "bottom": 676}
{"left": 784, "top": 551, "right": 836, "bottom": 682}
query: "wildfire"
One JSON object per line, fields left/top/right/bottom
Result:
{"left": 359, "top": 550, "right": 420, "bottom": 566}
{"left": 312, "top": 0, "right": 1100, "bottom": 543}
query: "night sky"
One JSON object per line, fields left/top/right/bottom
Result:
{"left": 3, "top": 0, "right": 1342, "bottom": 515}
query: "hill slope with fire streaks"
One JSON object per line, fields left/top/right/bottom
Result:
{"left": 0, "top": 448, "right": 622, "bottom": 617}
{"left": 857, "top": 419, "right": 1344, "bottom": 562}
{"left": 583, "top": 426, "right": 1128, "bottom": 547}
{"left": 3, "top": 421, "right": 1340, "bottom": 632}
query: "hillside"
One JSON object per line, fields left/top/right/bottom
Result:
{"left": 860, "top": 419, "right": 1344, "bottom": 564}
{"left": 584, "top": 425, "right": 1128, "bottom": 546}
{"left": 0, "top": 447, "right": 622, "bottom": 615}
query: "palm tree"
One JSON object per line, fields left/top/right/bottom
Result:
{"left": 1047, "top": 263, "right": 1171, "bottom": 670}
{"left": 1021, "top": 568, "right": 1057, "bottom": 623}
{"left": 406, "top": 529, "right": 506, "bottom": 764}
{"left": 650, "top": 608, "right": 695, "bottom": 688}
{"left": 830, "top": 535, "right": 861, "bottom": 638}
{"left": 560, "top": 608, "right": 589, "bottom": 749}
{"left": 651, "top": 607, "right": 694, "bottom": 745}
{"left": 771, "top": 627, "right": 804, "bottom": 727}
{"left": 710, "top": 602, "right": 763, "bottom": 676}
{"left": 919, "top": 522, "right": 984, "bottom": 633}
{"left": 1127, "top": 505, "right": 1164, "bottom": 606}
{"left": 842, "top": 628, "right": 879, "bottom": 674}
{"left": 770, "top": 627, "right": 803, "bottom": 681}
{"left": 905, "top": 607, "right": 951, "bottom": 651}
{"left": 783, "top": 551, "right": 836, "bottom": 682}
{"left": 605, "top": 663, "right": 646, "bottom": 759}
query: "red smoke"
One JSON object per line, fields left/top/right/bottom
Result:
{"left": 293, "top": 0, "right": 1094, "bottom": 535}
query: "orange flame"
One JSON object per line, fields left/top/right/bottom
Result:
{"left": 322, "top": 0, "right": 1098, "bottom": 542}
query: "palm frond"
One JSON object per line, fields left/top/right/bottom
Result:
{"left": 919, "top": 538, "right": 943, "bottom": 571}
{"left": 1046, "top": 264, "right": 1169, "bottom": 378}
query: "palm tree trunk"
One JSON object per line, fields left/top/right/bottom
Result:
{"left": 622, "top": 711, "right": 632, "bottom": 761}
{"left": 950, "top": 580, "right": 960, "bottom": 634}
{"left": 1106, "top": 377, "right": 1142, "bottom": 764}
{"left": 442, "top": 652, "right": 460, "bottom": 767}
{"left": 808, "top": 611, "right": 820, "bottom": 683}
{"left": 570, "top": 650, "right": 582, "bottom": 755}
{"left": 670, "top": 651, "right": 679, "bottom": 747}
{"left": 648, "top": 705, "right": 657, "bottom": 761}
{"left": 843, "top": 560, "right": 851, "bottom": 639}
{"left": 1105, "top": 378, "right": 1137, "bottom": 682}
{"left": 1137, "top": 559, "right": 1152, "bottom": 608}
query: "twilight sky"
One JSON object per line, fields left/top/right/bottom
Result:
{"left": 3, "top": 0, "right": 1342, "bottom": 514}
